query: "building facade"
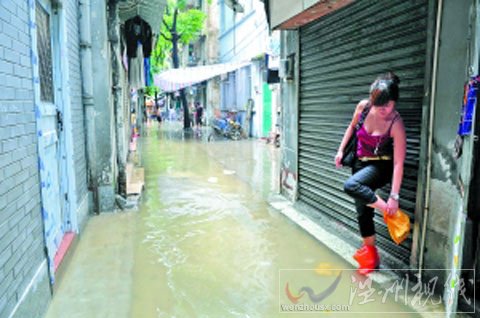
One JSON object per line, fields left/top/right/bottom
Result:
{"left": 266, "top": 0, "right": 480, "bottom": 314}
{"left": 0, "top": 0, "right": 165, "bottom": 316}
{"left": 1, "top": 0, "right": 89, "bottom": 316}
{"left": 218, "top": 0, "right": 272, "bottom": 137}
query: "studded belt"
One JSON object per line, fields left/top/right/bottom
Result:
{"left": 358, "top": 155, "right": 392, "bottom": 162}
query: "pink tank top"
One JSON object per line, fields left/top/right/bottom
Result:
{"left": 356, "top": 112, "right": 398, "bottom": 157}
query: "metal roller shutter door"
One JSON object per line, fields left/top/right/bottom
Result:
{"left": 298, "top": 0, "right": 428, "bottom": 265}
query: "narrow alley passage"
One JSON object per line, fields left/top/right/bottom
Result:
{"left": 45, "top": 123, "right": 421, "bottom": 318}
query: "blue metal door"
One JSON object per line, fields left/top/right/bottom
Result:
{"left": 30, "top": 0, "right": 64, "bottom": 283}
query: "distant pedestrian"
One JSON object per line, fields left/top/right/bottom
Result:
{"left": 156, "top": 107, "right": 162, "bottom": 124}
{"left": 194, "top": 102, "right": 203, "bottom": 129}
{"left": 143, "top": 106, "right": 148, "bottom": 123}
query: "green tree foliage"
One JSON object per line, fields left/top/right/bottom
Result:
{"left": 145, "top": 85, "right": 159, "bottom": 97}
{"left": 151, "top": 0, "right": 206, "bottom": 72}
{"left": 147, "top": 0, "right": 208, "bottom": 129}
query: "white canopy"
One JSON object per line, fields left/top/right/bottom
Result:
{"left": 153, "top": 61, "right": 251, "bottom": 92}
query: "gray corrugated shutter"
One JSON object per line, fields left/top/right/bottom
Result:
{"left": 298, "top": 0, "right": 428, "bottom": 265}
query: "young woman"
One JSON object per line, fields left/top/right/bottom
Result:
{"left": 334, "top": 72, "right": 407, "bottom": 275}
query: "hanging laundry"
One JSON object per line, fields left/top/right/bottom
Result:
{"left": 144, "top": 57, "right": 150, "bottom": 87}
{"left": 122, "top": 46, "right": 128, "bottom": 71}
{"left": 125, "top": 15, "right": 153, "bottom": 58}
{"left": 129, "top": 44, "right": 145, "bottom": 90}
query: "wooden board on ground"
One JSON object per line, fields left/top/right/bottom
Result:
{"left": 126, "top": 163, "right": 144, "bottom": 195}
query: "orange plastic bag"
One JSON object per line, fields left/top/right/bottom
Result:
{"left": 383, "top": 209, "right": 410, "bottom": 245}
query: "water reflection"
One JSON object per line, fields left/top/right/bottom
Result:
{"left": 133, "top": 122, "right": 420, "bottom": 317}
{"left": 45, "top": 122, "right": 422, "bottom": 318}
{"left": 141, "top": 178, "right": 275, "bottom": 315}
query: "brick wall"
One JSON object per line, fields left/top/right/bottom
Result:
{"left": 0, "top": 0, "right": 51, "bottom": 317}
{"left": 65, "top": 0, "right": 89, "bottom": 208}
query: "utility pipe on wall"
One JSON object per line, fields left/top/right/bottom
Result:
{"left": 107, "top": 0, "right": 125, "bottom": 192}
{"left": 79, "top": 0, "right": 97, "bottom": 210}
{"left": 418, "top": 0, "right": 443, "bottom": 280}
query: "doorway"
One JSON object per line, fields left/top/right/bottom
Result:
{"left": 31, "top": 0, "right": 69, "bottom": 283}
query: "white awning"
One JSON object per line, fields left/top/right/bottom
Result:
{"left": 153, "top": 61, "right": 251, "bottom": 92}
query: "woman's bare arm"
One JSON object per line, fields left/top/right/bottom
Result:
{"left": 386, "top": 117, "right": 406, "bottom": 214}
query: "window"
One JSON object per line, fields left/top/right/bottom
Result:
{"left": 36, "top": 2, "right": 54, "bottom": 103}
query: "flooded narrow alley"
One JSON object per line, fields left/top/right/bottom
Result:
{"left": 46, "top": 123, "right": 422, "bottom": 318}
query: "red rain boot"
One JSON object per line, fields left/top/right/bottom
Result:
{"left": 356, "top": 245, "right": 380, "bottom": 275}
{"left": 353, "top": 245, "right": 367, "bottom": 263}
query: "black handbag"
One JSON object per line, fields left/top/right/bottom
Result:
{"left": 341, "top": 134, "right": 357, "bottom": 167}
{"left": 341, "top": 105, "right": 370, "bottom": 167}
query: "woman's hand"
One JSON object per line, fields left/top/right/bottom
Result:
{"left": 335, "top": 150, "right": 343, "bottom": 168}
{"left": 386, "top": 198, "right": 399, "bottom": 216}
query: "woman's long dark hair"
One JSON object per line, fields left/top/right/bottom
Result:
{"left": 369, "top": 72, "right": 400, "bottom": 106}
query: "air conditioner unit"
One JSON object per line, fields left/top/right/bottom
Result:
{"left": 279, "top": 54, "right": 294, "bottom": 80}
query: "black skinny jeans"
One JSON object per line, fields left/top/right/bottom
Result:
{"left": 343, "top": 159, "right": 393, "bottom": 237}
